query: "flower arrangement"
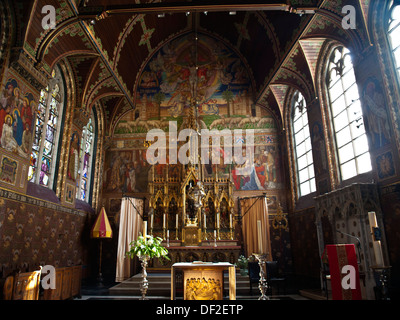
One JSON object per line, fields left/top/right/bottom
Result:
{"left": 126, "top": 234, "right": 170, "bottom": 261}
{"left": 237, "top": 255, "right": 249, "bottom": 275}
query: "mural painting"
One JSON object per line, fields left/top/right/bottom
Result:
{"left": 376, "top": 151, "right": 395, "bottom": 180}
{"left": 0, "top": 73, "right": 36, "bottom": 159}
{"left": 362, "top": 77, "right": 392, "bottom": 149}
{"left": 108, "top": 33, "right": 284, "bottom": 193}
{"left": 103, "top": 149, "right": 150, "bottom": 194}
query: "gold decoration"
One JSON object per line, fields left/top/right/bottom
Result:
{"left": 185, "top": 277, "right": 222, "bottom": 300}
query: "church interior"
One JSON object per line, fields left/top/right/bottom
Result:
{"left": 0, "top": 0, "right": 400, "bottom": 302}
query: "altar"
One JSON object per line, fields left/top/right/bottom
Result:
{"left": 151, "top": 240, "right": 241, "bottom": 269}
{"left": 171, "top": 262, "right": 236, "bottom": 300}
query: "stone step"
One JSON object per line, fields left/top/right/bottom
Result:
{"left": 109, "top": 272, "right": 258, "bottom": 297}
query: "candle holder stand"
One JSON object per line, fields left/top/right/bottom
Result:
{"left": 253, "top": 253, "right": 269, "bottom": 300}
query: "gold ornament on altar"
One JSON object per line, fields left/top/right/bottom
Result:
{"left": 185, "top": 277, "right": 222, "bottom": 300}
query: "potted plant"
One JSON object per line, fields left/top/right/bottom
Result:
{"left": 237, "top": 255, "right": 249, "bottom": 276}
{"left": 127, "top": 234, "right": 170, "bottom": 299}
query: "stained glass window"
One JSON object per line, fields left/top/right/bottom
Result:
{"left": 292, "top": 91, "right": 316, "bottom": 196}
{"left": 326, "top": 46, "right": 372, "bottom": 181}
{"left": 28, "top": 67, "right": 64, "bottom": 188}
{"left": 388, "top": 2, "right": 400, "bottom": 82}
{"left": 77, "top": 115, "right": 95, "bottom": 202}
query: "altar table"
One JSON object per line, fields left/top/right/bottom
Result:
{"left": 171, "top": 262, "right": 236, "bottom": 300}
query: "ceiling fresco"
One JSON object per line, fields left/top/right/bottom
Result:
{"left": 15, "top": 0, "right": 370, "bottom": 132}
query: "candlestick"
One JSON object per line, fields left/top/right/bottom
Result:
{"left": 253, "top": 253, "right": 269, "bottom": 300}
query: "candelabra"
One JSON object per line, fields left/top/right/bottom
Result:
{"left": 253, "top": 253, "right": 269, "bottom": 300}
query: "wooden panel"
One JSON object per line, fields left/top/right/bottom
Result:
{"left": 12, "top": 271, "right": 41, "bottom": 300}
{"left": 43, "top": 268, "right": 64, "bottom": 300}
{"left": 71, "top": 266, "right": 82, "bottom": 297}
{"left": 61, "top": 267, "right": 72, "bottom": 300}
{"left": 2, "top": 275, "right": 14, "bottom": 300}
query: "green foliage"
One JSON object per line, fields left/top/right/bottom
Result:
{"left": 127, "top": 234, "right": 170, "bottom": 260}
{"left": 237, "top": 255, "right": 248, "bottom": 269}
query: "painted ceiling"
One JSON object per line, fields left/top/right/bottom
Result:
{"left": 17, "top": 0, "right": 371, "bottom": 132}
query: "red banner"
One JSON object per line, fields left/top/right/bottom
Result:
{"left": 326, "top": 244, "right": 362, "bottom": 300}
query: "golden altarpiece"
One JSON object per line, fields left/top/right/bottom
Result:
{"left": 145, "top": 103, "right": 241, "bottom": 269}
{"left": 147, "top": 161, "right": 241, "bottom": 268}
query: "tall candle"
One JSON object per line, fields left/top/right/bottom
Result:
{"left": 204, "top": 213, "right": 207, "bottom": 228}
{"left": 217, "top": 213, "right": 220, "bottom": 229}
{"left": 368, "top": 211, "right": 384, "bottom": 266}
{"left": 151, "top": 213, "right": 154, "bottom": 229}
{"left": 230, "top": 214, "right": 233, "bottom": 229}
{"left": 176, "top": 214, "right": 178, "bottom": 229}
{"left": 163, "top": 213, "right": 166, "bottom": 229}
{"left": 167, "top": 230, "right": 169, "bottom": 239}
{"left": 257, "top": 220, "right": 263, "bottom": 254}
{"left": 143, "top": 221, "right": 147, "bottom": 242}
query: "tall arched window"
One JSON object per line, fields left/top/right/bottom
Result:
{"left": 326, "top": 46, "right": 372, "bottom": 181}
{"left": 77, "top": 115, "right": 95, "bottom": 202}
{"left": 388, "top": 2, "right": 400, "bottom": 82}
{"left": 28, "top": 67, "right": 65, "bottom": 188}
{"left": 292, "top": 90, "right": 316, "bottom": 196}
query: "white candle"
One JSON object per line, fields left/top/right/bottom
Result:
{"left": 204, "top": 213, "right": 207, "bottom": 228}
{"left": 143, "top": 221, "right": 147, "bottom": 243}
{"left": 230, "top": 214, "right": 233, "bottom": 229}
{"left": 214, "top": 230, "right": 216, "bottom": 239}
{"left": 167, "top": 230, "right": 169, "bottom": 239}
{"left": 257, "top": 220, "right": 263, "bottom": 254}
{"left": 217, "top": 213, "right": 220, "bottom": 229}
{"left": 163, "top": 213, "right": 166, "bottom": 228}
{"left": 176, "top": 214, "right": 178, "bottom": 229}
{"left": 151, "top": 213, "right": 154, "bottom": 229}
{"left": 368, "top": 211, "right": 384, "bottom": 266}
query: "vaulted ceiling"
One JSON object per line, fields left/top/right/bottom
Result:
{"left": 17, "top": 0, "right": 371, "bottom": 132}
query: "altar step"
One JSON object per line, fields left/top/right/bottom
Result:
{"left": 109, "top": 272, "right": 259, "bottom": 298}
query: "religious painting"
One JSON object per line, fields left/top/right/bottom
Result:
{"left": 103, "top": 149, "right": 150, "bottom": 193}
{"left": 136, "top": 33, "right": 253, "bottom": 119}
{"left": 65, "top": 183, "right": 75, "bottom": 204}
{"left": 0, "top": 73, "right": 36, "bottom": 159}
{"left": 311, "top": 121, "right": 328, "bottom": 175}
{"left": 111, "top": 33, "right": 283, "bottom": 191}
{"left": 232, "top": 142, "right": 283, "bottom": 191}
{"left": 115, "top": 33, "right": 270, "bottom": 134}
{"left": 362, "top": 77, "right": 391, "bottom": 149}
{"left": 376, "top": 151, "right": 395, "bottom": 180}
{"left": 0, "top": 155, "right": 18, "bottom": 186}
{"left": 67, "top": 131, "right": 80, "bottom": 181}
